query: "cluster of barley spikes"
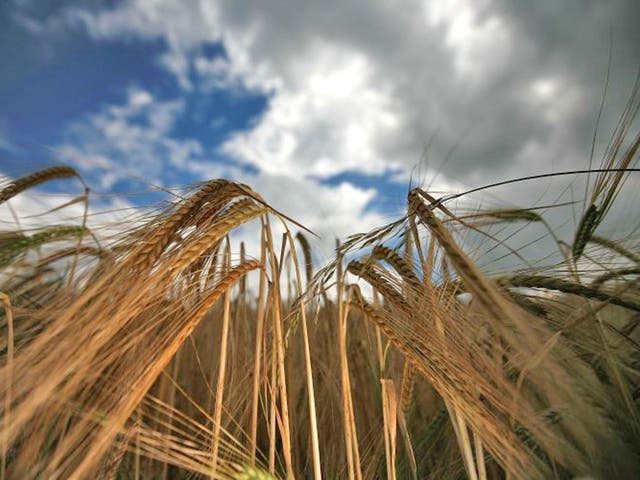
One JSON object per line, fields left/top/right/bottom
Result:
{"left": 1, "top": 103, "right": 640, "bottom": 479}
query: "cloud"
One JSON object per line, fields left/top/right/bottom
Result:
{"left": 54, "top": 87, "right": 210, "bottom": 190}
{"left": 427, "top": 0, "right": 515, "bottom": 85}
{"left": 249, "top": 174, "right": 383, "bottom": 241}
{"left": 64, "top": 0, "right": 220, "bottom": 50}
{"left": 60, "top": 0, "right": 639, "bottom": 190}
{"left": 11, "top": 0, "right": 639, "bottom": 264}
{"left": 47, "top": 83, "right": 384, "bottom": 258}
{"left": 220, "top": 46, "right": 406, "bottom": 180}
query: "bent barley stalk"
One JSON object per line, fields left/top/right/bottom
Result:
{"left": 0, "top": 226, "right": 90, "bottom": 267}
{"left": 589, "top": 234, "right": 640, "bottom": 264}
{"left": 130, "top": 179, "right": 237, "bottom": 270}
{"left": 499, "top": 274, "right": 640, "bottom": 312}
{"left": 347, "top": 259, "right": 412, "bottom": 313}
{"left": 170, "top": 200, "right": 265, "bottom": 274}
{"left": 347, "top": 286, "right": 549, "bottom": 479}
{"left": 0, "top": 166, "right": 80, "bottom": 204}
{"left": 295, "top": 232, "right": 314, "bottom": 286}
{"left": 572, "top": 204, "right": 600, "bottom": 260}
{"left": 56, "top": 260, "right": 262, "bottom": 479}
{"left": 370, "top": 245, "right": 422, "bottom": 292}
{"left": 405, "top": 187, "right": 637, "bottom": 477}
{"left": 407, "top": 189, "right": 511, "bottom": 323}
{"left": 591, "top": 267, "right": 640, "bottom": 289}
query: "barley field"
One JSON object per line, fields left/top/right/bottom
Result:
{"left": 1, "top": 96, "right": 640, "bottom": 479}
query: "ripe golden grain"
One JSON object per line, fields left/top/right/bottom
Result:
{"left": 0, "top": 166, "right": 79, "bottom": 204}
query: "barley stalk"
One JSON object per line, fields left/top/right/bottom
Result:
{"left": 262, "top": 217, "right": 294, "bottom": 480}
{"left": 284, "top": 230, "right": 323, "bottom": 480}
{"left": 591, "top": 267, "right": 640, "bottom": 288}
{"left": 249, "top": 223, "right": 268, "bottom": 467}
{"left": 408, "top": 189, "right": 512, "bottom": 324}
{"left": 499, "top": 274, "right": 640, "bottom": 312}
{"left": 590, "top": 235, "right": 640, "bottom": 264}
{"left": 337, "top": 244, "right": 362, "bottom": 480}
{"left": 0, "top": 166, "right": 79, "bottom": 204}
{"left": 210, "top": 244, "right": 233, "bottom": 479}
{"left": 95, "top": 434, "right": 129, "bottom": 480}
{"left": 0, "top": 226, "right": 90, "bottom": 267}
{"left": 0, "top": 293, "right": 13, "bottom": 480}
{"left": 296, "top": 232, "right": 313, "bottom": 285}
{"left": 572, "top": 204, "right": 600, "bottom": 260}
{"left": 63, "top": 260, "right": 262, "bottom": 480}
{"left": 347, "top": 260, "right": 411, "bottom": 313}
{"left": 380, "top": 379, "right": 397, "bottom": 480}
{"left": 130, "top": 179, "right": 236, "bottom": 270}
{"left": 399, "top": 361, "right": 415, "bottom": 414}
{"left": 370, "top": 245, "right": 421, "bottom": 291}
{"left": 170, "top": 200, "right": 265, "bottom": 275}
{"left": 348, "top": 287, "right": 549, "bottom": 479}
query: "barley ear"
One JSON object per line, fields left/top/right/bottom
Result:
{"left": 572, "top": 204, "right": 600, "bottom": 260}
{"left": 0, "top": 166, "right": 80, "bottom": 204}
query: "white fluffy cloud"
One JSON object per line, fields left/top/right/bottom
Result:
{"left": 54, "top": 87, "right": 207, "bottom": 190}
{"left": 221, "top": 47, "right": 405, "bottom": 179}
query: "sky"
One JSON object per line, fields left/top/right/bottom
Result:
{"left": 1, "top": 0, "right": 639, "bottom": 263}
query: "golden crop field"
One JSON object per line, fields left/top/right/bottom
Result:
{"left": 1, "top": 94, "right": 640, "bottom": 480}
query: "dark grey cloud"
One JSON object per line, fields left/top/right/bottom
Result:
{"left": 206, "top": 0, "right": 639, "bottom": 185}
